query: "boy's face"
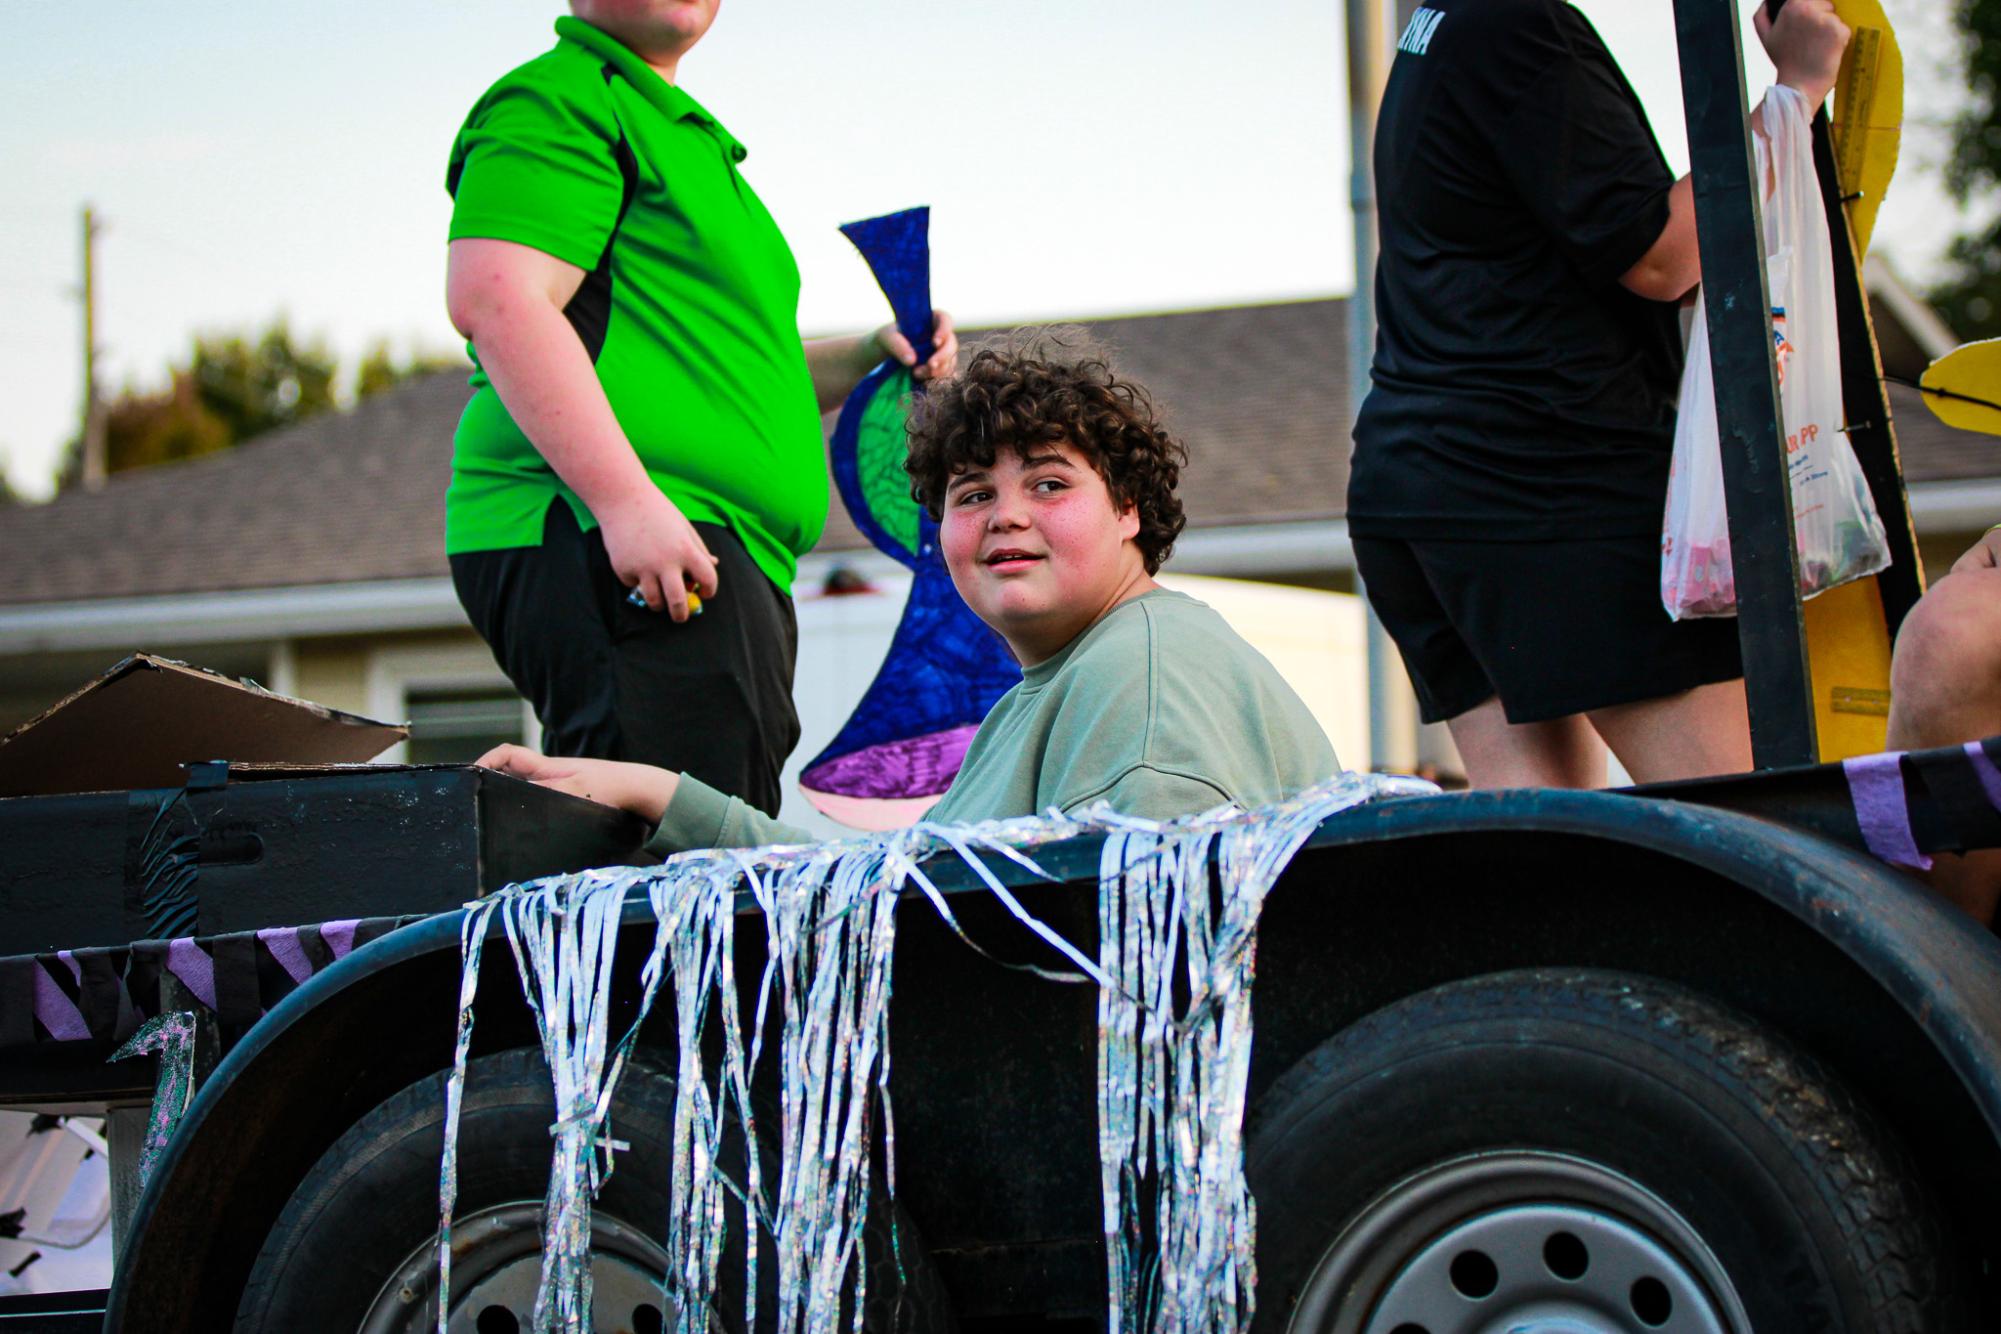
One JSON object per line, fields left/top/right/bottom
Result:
{"left": 940, "top": 440, "right": 1148, "bottom": 666}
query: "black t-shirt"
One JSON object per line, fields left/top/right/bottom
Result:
{"left": 1347, "top": 0, "right": 1684, "bottom": 540}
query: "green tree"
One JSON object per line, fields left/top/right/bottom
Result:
{"left": 1931, "top": 0, "right": 2001, "bottom": 338}
{"left": 101, "top": 370, "right": 233, "bottom": 474}
{"left": 55, "top": 320, "right": 462, "bottom": 490}
{"left": 354, "top": 338, "right": 461, "bottom": 402}
{"left": 188, "top": 321, "right": 339, "bottom": 444}
{"left": 59, "top": 318, "right": 340, "bottom": 487}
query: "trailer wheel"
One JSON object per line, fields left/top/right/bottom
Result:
{"left": 234, "top": 1046, "right": 950, "bottom": 1333}
{"left": 1246, "top": 968, "right": 1959, "bottom": 1334}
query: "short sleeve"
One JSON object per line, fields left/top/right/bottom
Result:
{"left": 1489, "top": 19, "right": 1674, "bottom": 286}
{"left": 447, "top": 68, "right": 626, "bottom": 272}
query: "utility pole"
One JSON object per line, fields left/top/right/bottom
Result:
{"left": 78, "top": 205, "right": 108, "bottom": 491}
{"left": 1345, "top": 0, "right": 1388, "bottom": 424}
{"left": 1350, "top": 0, "right": 1424, "bottom": 772}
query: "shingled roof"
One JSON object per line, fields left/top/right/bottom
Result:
{"left": 0, "top": 296, "right": 1987, "bottom": 609}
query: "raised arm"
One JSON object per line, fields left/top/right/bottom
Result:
{"left": 1619, "top": 0, "right": 1850, "bottom": 302}
{"left": 802, "top": 311, "right": 960, "bottom": 413}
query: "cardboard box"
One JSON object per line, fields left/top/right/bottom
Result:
{"left": 0, "top": 654, "right": 406, "bottom": 799}
{"left": 0, "top": 657, "right": 652, "bottom": 955}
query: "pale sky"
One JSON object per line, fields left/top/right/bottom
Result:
{"left": 0, "top": 0, "right": 1972, "bottom": 499}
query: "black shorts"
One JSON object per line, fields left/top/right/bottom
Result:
{"left": 1352, "top": 531, "right": 1743, "bottom": 726}
{"left": 450, "top": 500, "right": 801, "bottom": 817}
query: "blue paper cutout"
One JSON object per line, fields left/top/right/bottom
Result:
{"left": 802, "top": 208, "right": 1020, "bottom": 819}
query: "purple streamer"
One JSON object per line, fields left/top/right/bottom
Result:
{"left": 1843, "top": 751, "right": 1933, "bottom": 871}
{"left": 258, "top": 927, "right": 313, "bottom": 985}
{"left": 322, "top": 919, "right": 360, "bottom": 960}
{"left": 32, "top": 963, "right": 89, "bottom": 1042}
{"left": 1966, "top": 742, "right": 2001, "bottom": 813}
{"left": 164, "top": 938, "right": 218, "bottom": 1009}
{"left": 0, "top": 914, "right": 422, "bottom": 1053}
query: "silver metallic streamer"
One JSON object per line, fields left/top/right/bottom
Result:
{"left": 649, "top": 852, "right": 765, "bottom": 1332}
{"left": 437, "top": 894, "right": 501, "bottom": 1334}
{"left": 436, "top": 773, "right": 1429, "bottom": 1333}
{"left": 740, "top": 844, "right": 905, "bottom": 1333}
{"left": 437, "top": 867, "right": 695, "bottom": 1334}
{"left": 1093, "top": 773, "right": 1432, "bottom": 1334}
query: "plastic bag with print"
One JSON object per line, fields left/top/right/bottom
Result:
{"left": 1660, "top": 82, "right": 1890, "bottom": 620}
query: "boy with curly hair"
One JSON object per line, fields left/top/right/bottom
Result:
{"left": 481, "top": 332, "right": 1339, "bottom": 849}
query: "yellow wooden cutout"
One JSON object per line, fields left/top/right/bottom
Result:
{"left": 1795, "top": 2, "right": 1906, "bottom": 763}
{"left": 1829, "top": 0, "right": 1901, "bottom": 258}
{"left": 1920, "top": 339, "right": 2001, "bottom": 437}
{"left": 1805, "top": 576, "right": 1892, "bottom": 761}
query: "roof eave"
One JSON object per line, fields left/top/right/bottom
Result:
{"left": 3, "top": 492, "right": 1990, "bottom": 659}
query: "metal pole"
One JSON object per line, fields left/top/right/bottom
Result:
{"left": 1672, "top": 0, "right": 1818, "bottom": 768}
{"left": 1352, "top": 0, "right": 1422, "bottom": 772}
{"left": 1346, "top": 0, "right": 1389, "bottom": 417}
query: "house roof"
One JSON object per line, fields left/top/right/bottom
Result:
{"left": 1887, "top": 381, "right": 1997, "bottom": 484}
{"left": 0, "top": 296, "right": 1989, "bottom": 609}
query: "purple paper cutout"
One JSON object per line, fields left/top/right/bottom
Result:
{"left": 1967, "top": 741, "right": 2001, "bottom": 813}
{"left": 32, "top": 964, "right": 90, "bottom": 1042}
{"left": 164, "top": 938, "right": 218, "bottom": 1010}
{"left": 1843, "top": 751, "right": 1933, "bottom": 870}
{"left": 323, "top": 919, "right": 360, "bottom": 960}
{"left": 57, "top": 951, "right": 80, "bottom": 982}
{"left": 802, "top": 724, "right": 981, "bottom": 801}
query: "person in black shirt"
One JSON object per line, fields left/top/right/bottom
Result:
{"left": 1349, "top": 0, "right": 1850, "bottom": 787}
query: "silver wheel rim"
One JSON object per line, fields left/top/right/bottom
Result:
{"left": 359, "top": 1201, "right": 685, "bottom": 1334}
{"left": 1287, "top": 1151, "right": 1753, "bottom": 1334}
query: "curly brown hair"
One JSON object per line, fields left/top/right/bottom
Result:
{"left": 904, "top": 329, "right": 1188, "bottom": 574}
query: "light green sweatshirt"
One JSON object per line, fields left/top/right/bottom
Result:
{"left": 645, "top": 589, "right": 1341, "bottom": 855}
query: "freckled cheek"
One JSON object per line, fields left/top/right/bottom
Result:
{"left": 939, "top": 510, "right": 983, "bottom": 586}
{"left": 1032, "top": 499, "right": 1101, "bottom": 565}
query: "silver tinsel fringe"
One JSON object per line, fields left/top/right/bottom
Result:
{"left": 438, "top": 772, "right": 1430, "bottom": 1333}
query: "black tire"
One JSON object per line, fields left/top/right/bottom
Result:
{"left": 235, "top": 1046, "right": 951, "bottom": 1333}
{"left": 1246, "top": 968, "right": 1961, "bottom": 1333}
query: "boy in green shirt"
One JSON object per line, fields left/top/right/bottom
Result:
{"left": 444, "top": 0, "right": 955, "bottom": 819}
{"left": 479, "top": 333, "right": 1341, "bottom": 849}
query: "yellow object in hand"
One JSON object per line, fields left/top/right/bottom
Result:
{"left": 1830, "top": 0, "right": 1902, "bottom": 259}
{"left": 625, "top": 585, "right": 707, "bottom": 616}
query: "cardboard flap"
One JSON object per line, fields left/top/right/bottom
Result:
{"left": 0, "top": 654, "right": 408, "bottom": 798}
{"left": 222, "top": 761, "right": 428, "bottom": 782}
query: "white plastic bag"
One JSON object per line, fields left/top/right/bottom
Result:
{"left": 1660, "top": 82, "right": 1890, "bottom": 620}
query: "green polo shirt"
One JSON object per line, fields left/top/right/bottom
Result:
{"left": 444, "top": 17, "right": 827, "bottom": 590}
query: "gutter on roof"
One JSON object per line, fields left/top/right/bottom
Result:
{"left": 0, "top": 578, "right": 469, "bottom": 656}
{"left": 1908, "top": 478, "right": 2001, "bottom": 532}
{"left": 12, "top": 493, "right": 1989, "bottom": 658}
{"left": 1169, "top": 518, "right": 1354, "bottom": 577}
{"left": 0, "top": 520, "right": 1363, "bottom": 656}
